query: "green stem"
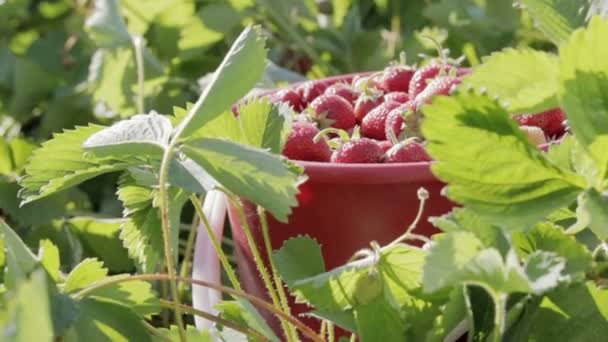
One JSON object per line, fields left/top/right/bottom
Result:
{"left": 178, "top": 198, "right": 202, "bottom": 297}
{"left": 493, "top": 293, "right": 507, "bottom": 342}
{"left": 386, "top": 187, "right": 429, "bottom": 248}
{"left": 143, "top": 320, "right": 173, "bottom": 342}
{"left": 72, "top": 273, "right": 323, "bottom": 342}
{"left": 189, "top": 195, "right": 242, "bottom": 291}
{"left": 159, "top": 299, "right": 268, "bottom": 341}
{"left": 132, "top": 34, "right": 145, "bottom": 114}
{"left": 328, "top": 321, "right": 335, "bottom": 342}
{"left": 219, "top": 188, "right": 294, "bottom": 341}
{"left": 158, "top": 148, "right": 186, "bottom": 342}
{"left": 258, "top": 206, "right": 299, "bottom": 342}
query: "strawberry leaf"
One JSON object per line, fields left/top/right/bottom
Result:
{"left": 181, "top": 138, "right": 303, "bottom": 222}
{"left": 422, "top": 92, "right": 585, "bottom": 230}
{"left": 0, "top": 219, "right": 39, "bottom": 289}
{"left": 177, "top": 25, "right": 268, "bottom": 138}
{"left": 518, "top": 0, "right": 590, "bottom": 45}
{"left": 19, "top": 125, "right": 136, "bottom": 204}
{"left": 463, "top": 48, "right": 559, "bottom": 113}
{"left": 559, "top": 16, "right": 608, "bottom": 179}
{"left": 82, "top": 112, "right": 172, "bottom": 159}
{"left": 63, "top": 258, "right": 108, "bottom": 294}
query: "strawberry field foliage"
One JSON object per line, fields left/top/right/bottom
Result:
{"left": 2, "top": 1, "right": 608, "bottom": 342}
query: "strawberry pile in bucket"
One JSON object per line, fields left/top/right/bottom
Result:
{"left": 260, "top": 58, "right": 566, "bottom": 163}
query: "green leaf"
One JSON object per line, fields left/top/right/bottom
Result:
{"left": 181, "top": 138, "right": 303, "bottom": 222}
{"left": 422, "top": 92, "right": 584, "bottom": 229}
{"left": 19, "top": 125, "right": 134, "bottom": 204}
{"left": 559, "top": 16, "right": 608, "bottom": 178}
{"left": 236, "top": 99, "right": 292, "bottom": 154}
{"left": 66, "top": 298, "right": 153, "bottom": 342}
{"left": 63, "top": 258, "right": 108, "bottom": 294}
{"left": 0, "top": 219, "right": 39, "bottom": 289}
{"left": 463, "top": 48, "right": 559, "bottom": 113}
{"left": 512, "top": 223, "right": 592, "bottom": 276}
{"left": 579, "top": 188, "right": 608, "bottom": 239}
{"left": 524, "top": 251, "right": 566, "bottom": 294}
{"left": 38, "top": 239, "right": 60, "bottom": 281}
{"left": 66, "top": 217, "right": 133, "bottom": 272}
{"left": 160, "top": 325, "right": 212, "bottom": 342}
{"left": 423, "top": 232, "right": 485, "bottom": 293}
{"left": 519, "top": 0, "right": 590, "bottom": 45}
{"left": 9, "top": 58, "right": 58, "bottom": 122}
{"left": 273, "top": 236, "right": 325, "bottom": 285}
{"left": 0, "top": 139, "right": 13, "bottom": 175}
{"left": 178, "top": 26, "right": 267, "bottom": 138}
{"left": 82, "top": 112, "right": 172, "bottom": 159}
{"left": 215, "top": 300, "right": 279, "bottom": 342}
{"left": 426, "top": 287, "right": 467, "bottom": 342}
{"left": 1, "top": 269, "right": 54, "bottom": 342}
{"left": 90, "top": 280, "right": 160, "bottom": 317}
{"left": 84, "top": 0, "right": 131, "bottom": 48}
{"left": 117, "top": 173, "right": 187, "bottom": 271}
{"left": 506, "top": 282, "right": 608, "bottom": 341}
{"left": 354, "top": 288, "right": 406, "bottom": 342}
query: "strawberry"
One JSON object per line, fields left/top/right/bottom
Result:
{"left": 361, "top": 101, "right": 402, "bottom": 140}
{"left": 354, "top": 94, "right": 384, "bottom": 123}
{"left": 376, "top": 66, "right": 416, "bottom": 93}
{"left": 513, "top": 108, "right": 566, "bottom": 137}
{"left": 324, "top": 83, "right": 357, "bottom": 104}
{"left": 282, "top": 121, "right": 331, "bottom": 162}
{"left": 409, "top": 63, "right": 456, "bottom": 98}
{"left": 385, "top": 101, "right": 414, "bottom": 139}
{"left": 457, "top": 67, "right": 473, "bottom": 77}
{"left": 383, "top": 91, "right": 410, "bottom": 104}
{"left": 519, "top": 125, "right": 547, "bottom": 145}
{"left": 331, "top": 138, "right": 383, "bottom": 163}
{"left": 270, "top": 88, "right": 303, "bottom": 111}
{"left": 297, "top": 81, "right": 329, "bottom": 107}
{"left": 378, "top": 140, "right": 393, "bottom": 153}
{"left": 309, "top": 94, "right": 356, "bottom": 130}
{"left": 383, "top": 141, "right": 432, "bottom": 163}
{"left": 414, "top": 76, "right": 462, "bottom": 108}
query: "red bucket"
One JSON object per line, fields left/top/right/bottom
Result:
{"left": 227, "top": 161, "right": 453, "bottom": 334}
{"left": 226, "top": 73, "right": 455, "bottom": 336}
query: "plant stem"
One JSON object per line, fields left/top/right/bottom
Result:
{"left": 178, "top": 199, "right": 202, "bottom": 298}
{"left": 493, "top": 293, "right": 507, "bottom": 342}
{"left": 386, "top": 187, "right": 429, "bottom": 247}
{"left": 143, "top": 320, "right": 173, "bottom": 342}
{"left": 258, "top": 206, "right": 299, "bottom": 342}
{"left": 132, "top": 34, "right": 145, "bottom": 114}
{"left": 219, "top": 188, "right": 295, "bottom": 341}
{"left": 157, "top": 148, "right": 186, "bottom": 342}
{"left": 189, "top": 194, "right": 242, "bottom": 290}
{"left": 73, "top": 273, "right": 323, "bottom": 342}
{"left": 327, "top": 321, "right": 335, "bottom": 342}
{"left": 159, "top": 299, "right": 269, "bottom": 340}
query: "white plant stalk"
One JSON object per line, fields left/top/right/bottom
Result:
{"left": 192, "top": 190, "right": 227, "bottom": 329}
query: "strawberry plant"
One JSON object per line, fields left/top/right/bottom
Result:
{"left": 2, "top": 1, "right": 608, "bottom": 342}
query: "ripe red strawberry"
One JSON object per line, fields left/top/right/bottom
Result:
{"left": 383, "top": 141, "right": 432, "bottom": 163}
{"left": 325, "top": 83, "right": 357, "bottom": 104}
{"left": 297, "top": 81, "right": 329, "bottom": 107}
{"left": 409, "top": 63, "right": 456, "bottom": 98}
{"left": 383, "top": 91, "right": 410, "bottom": 104}
{"left": 282, "top": 121, "right": 331, "bottom": 162}
{"left": 376, "top": 66, "right": 415, "bottom": 93}
{"left": 270, "top": 88, "right": 303, "bottom": 111}
{"left": 361, "top": 101, "right": 402, "bottom": 140}
{"left": 331, "top": 138, "right": 383, "bottom": 163}
{"left": 385, "top": 101, "right": 414, "bottom": 138}
{"left": 414, "top": 76, "right": 462, "bottom": 108}
{"left": 378, "top": 140, "right": 393, "bottom": 153}
{"left": 354, "top": 95, "right": 384, "bottom": 123}
{"left": 513, "top": 108, "right": 566, "bottom": 137}
{"left": 309, "top": 94, "right": 356, "bottom": 130}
